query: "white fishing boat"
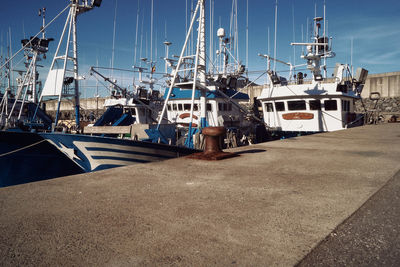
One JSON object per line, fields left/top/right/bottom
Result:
{"left": 258, "top": 14, "right": 368, "bottom": 135}
{"left": 88, "top": 66, "right": 163, "bottom": 126}
{"left": 156, "top": 0, "right": 259, "bottom": 148}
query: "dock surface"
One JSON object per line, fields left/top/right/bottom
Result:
{"left": 1, "top": 124, "right": 399, "bottom": 266}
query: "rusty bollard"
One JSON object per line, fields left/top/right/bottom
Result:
{"left": 187, "top": 126, "right": 238, "bottom": 160}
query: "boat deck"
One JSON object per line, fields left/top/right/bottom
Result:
{"left": 1, "top": 123, "right": 399, "bottom": 265}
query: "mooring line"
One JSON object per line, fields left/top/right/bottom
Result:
{"left": 0, "top": 139, "right": 47, "bottom": 157}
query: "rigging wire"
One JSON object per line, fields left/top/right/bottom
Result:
{"left": 0, "top": 4, "right": 70, "bottom": 71}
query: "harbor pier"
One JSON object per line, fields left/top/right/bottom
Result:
{"left": 0, "top": 124, "right": 399, "bottom": 265}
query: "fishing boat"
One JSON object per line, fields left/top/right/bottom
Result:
{"left": 257, "top": 13, "right": 368, "bottom": 136}
{"left": 34, "top": 0, "right": 197, "bottom": 168}
{"left": 0, "top": 131, "right": 84, "bottom": 187}
{"left": 0, "top": 7, "right": 53, "bottom": 130}
{"left": 155, "top": 0, "right": 261, "bottom": 149}
{"left": 0, "top": 0, "right": 197, "bottom": 187}
{"left": 85, "top": 65, "right": 173, "bottom": 142}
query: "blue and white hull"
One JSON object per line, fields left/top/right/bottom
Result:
{"left": 0, "top": 131, "right": 197, "bottom": 187}
{"left": 0, "top": 131, "right": 84, "bottom": 187}
{"left": 40, "top": 133, "right": 196, "bottom": 172}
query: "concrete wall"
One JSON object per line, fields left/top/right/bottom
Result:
{"left": 242, "top": 85, "right": 264, "bottom": 103}
{"left": 44, "top": 97, "right": 106, "bottom": 111}
{"left": 361, "top": 71, "right": 400, "bottom": 98}
{"left": 43, "top": 97, "right": 106, "bottom": 121}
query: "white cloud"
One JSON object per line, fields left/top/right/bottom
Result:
{"left": 359, "top": 50, "right": 400, "bottom": 65}
{"left": 339, "top": 25, "right": 400, "bottom": 42}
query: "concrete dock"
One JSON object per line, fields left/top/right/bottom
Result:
{"left": 0, "top": 124, "right": 399, "bottom": 266}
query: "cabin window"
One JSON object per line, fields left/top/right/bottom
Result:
{"left": 178, "top": 103, "right": 183, "bottom": 111}
{"left": 206, "top": 103, "right": 212, "bottom": 111}
{"left": 172, "top": 103, "right": 177, "bottom": 111}
{"left": 184, "top": 104, "right": 191, "bottom": 111}
{"left": 265, "top": 103, "right": 274, "bottom": 112}
{"left": 309, "top": 100, "right": 321, "bottom": 110}
{"left": 288, "top": 100, "right": 306, "bottom": 111}
{"left": 193, "top": 104, "right": 199, "bottom": 111}
{"left": 342, "top": 100, "right": 350, "bottom": 112}
{"left": 275, "top": 102, "right": 285, "bottom": 111}
{"left": 167, "top": 104, "right": 171, "bottom": 111}
{"left": 324, "top": 100, "right": 337, "bottom": 111}
{"left": 218, "top": 102, "right": 232, "bottom": 111}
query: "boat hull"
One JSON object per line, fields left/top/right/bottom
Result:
{"left": 39, "top": 133, "right": 198, "bottom": 173}
{"left": 0, "top": 131, "right": 84, "bottom": 187}
{"left": 0, "top": 131, "right": 197, "bottom": 187}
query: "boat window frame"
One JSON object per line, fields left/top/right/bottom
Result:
{"left": 287, "top": 100, "right": 306, "bottom": 111}
{"left": 265, "top": 102, "right": 274, "bottom": 112}
{"left": 275, "top": 101, "right": 285, "bottom": 111}
{"left": 324, "top": 99, "right": 338, "bottom": 111}
{"left": 309, "top": 100, "right": 321, "bottom": 110}
{"left": 341, "top": 100, "right": 350, "bottom": 112}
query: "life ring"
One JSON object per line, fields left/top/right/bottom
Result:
{"left": 179, "top": 113, "right": 198, "bottom": 120}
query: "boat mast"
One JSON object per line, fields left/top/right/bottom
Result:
{"left": 111, "top": 0, "right": 117, "bottom": 79}
{"left": 246, "top": 0, "right": 248, "bottom": 72}
{"left": 8, "top": 29, "right": 13, "bottom": 99}
{"left": 150, "top": 0, "right": 153, "bottom": 64}
{"left": 133, "top": 0, "right": 139, "bottom": 65}
{"left": 273, "top": 0, "right": 278, "bottom": 72}
{"left": 209, "top": 0, "right": 214, "bottom": 67}
{"left": 6, "top": 9, "right": 54, "bottom": 126}
{"left": 198, "top": 0, "right": 206, "bottom": 127}
{"left": 72, "top": 1, "right": 80, "bottom": 129}
{"left": 38, "top": 0, "right": 102, "bottom": 130}
{"left": 156, "top": 0, "right": 203, "bottom": 128}
{"left": 323, "top": 0, "right": 327, "bottom": 78}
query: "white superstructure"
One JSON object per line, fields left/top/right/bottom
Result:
{"left": 258, "top": 15, "right": 368, "bottom": 133}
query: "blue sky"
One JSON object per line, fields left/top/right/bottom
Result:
{"left": 1, "top": 0, "right": 400, "bottom": 97}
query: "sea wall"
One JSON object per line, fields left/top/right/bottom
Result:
{"left": 43, "top": 97, "right": 106, "bottom": 120}
{"left": 355, "top": 97, "right": 400, "bottom": 116}
{"left": 361, "top": 71, "right": 400, "bottom": 98}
